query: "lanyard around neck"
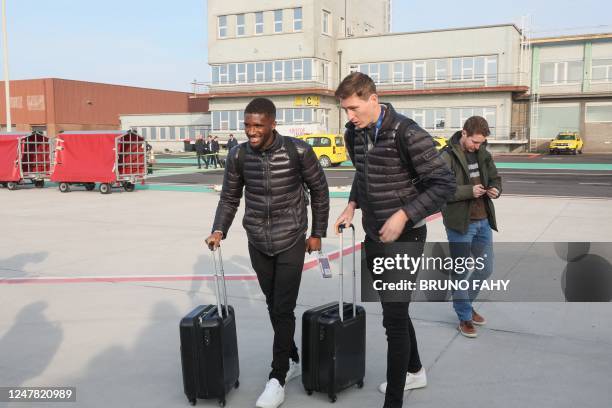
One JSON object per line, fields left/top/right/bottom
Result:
{"left": 374, "top": 105, "right": 386, "bottom": 144}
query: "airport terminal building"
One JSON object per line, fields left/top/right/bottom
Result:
{"left": 205, "top": 0, "right": 612, "bottom": 152}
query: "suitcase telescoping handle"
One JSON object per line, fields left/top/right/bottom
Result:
{"left": 338, "top": 223, "right": 356, "bottom": 322}
{"left": 211, "top": 246, "right": 229, "bottom": 319}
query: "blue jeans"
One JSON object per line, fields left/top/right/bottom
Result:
{"left": 445, "top": 219, "right": 494, "bottom": 322}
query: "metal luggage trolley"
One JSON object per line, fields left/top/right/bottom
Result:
{"left": 51, "top": 130, "right": 147, "bottom": 194}
{"left": 0, "top": 131, "right": 52, "bottom": 190}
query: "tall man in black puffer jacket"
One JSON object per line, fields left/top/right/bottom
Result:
{"left": 205, "top": 98, "right": 329, "bottom": 408}
{"left": 334, "top": 73, "right": 456, "bottom": 408}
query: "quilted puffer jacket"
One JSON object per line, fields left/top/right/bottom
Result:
{"left": 212, "top": 131, "right": 329, "bottom": 256}
{"left": 345, "top": 103, "right": 456, "bottom": 241}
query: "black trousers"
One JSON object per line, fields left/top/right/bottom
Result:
{"left": 248, "top": 237, "right": 305, "bottom": 386}
{"left": 365, "top": 226, "right": 426, "bottom": 408}
{"left": 196, "top": 152, "right": 208, "bottom": 168}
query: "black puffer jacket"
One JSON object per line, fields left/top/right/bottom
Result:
{"left": 346, "top": 103, "right": 456, "bottom": 241}
{"left": 212, "top": 131, "right": 330, "bottom": 256}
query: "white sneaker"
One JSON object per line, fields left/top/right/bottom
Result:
{"left": 255, "top": 378, "right": 285, "bottom": 408}
{"left": 285, "top": 360, "right": 301, "bottom": 384}
{"left": 378, "top": 368, "right": 427, "bottom": 394}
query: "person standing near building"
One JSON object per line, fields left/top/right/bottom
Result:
{"left": 195, "top": 135, "right": 207, "bottom": 169}
{"left": 212, "top": 136, "right": 222, "bottom": 168}
{"left": 205, "top": 98, "right": 329, "bottom": 408}
{"left": 333, "top": 72, "right": 456, "bottom": 408}
{"left": 226, "top": 133, "right": 239, "bottom": 151}
{"left": 206, "top": 135, "right": 217, "bottom": 168}
{"left": 440, "top": 116, "right": 502, "bottom": 338}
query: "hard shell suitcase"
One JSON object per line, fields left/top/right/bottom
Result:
{"left": 179, "top": 247, "right": 239, "bottom": 407}
{"left": 302, "top": 224, "right": 366, "bottom": 403}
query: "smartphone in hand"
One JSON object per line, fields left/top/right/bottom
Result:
{"left": 318, "top": 252, "right": 332, "bottom": 278}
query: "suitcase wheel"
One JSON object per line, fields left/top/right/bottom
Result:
{"left": 357, "top": 380, "right": 364, "bottom": 389}
{"left": 306, "top": 389, "right": 313, "bottom": 396}
{"left": 218, "top": 399, "right": 226, "bottom": 407}
{"left": 329, "top": 394, "right": 337, "bottom": 403}
{"left": 234, "top": 380, "right": 240, "bottom": 389}
{"left": 188, "top": 398, "right": 196, "bottom": 406}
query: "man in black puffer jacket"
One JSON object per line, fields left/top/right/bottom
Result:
{"left": 206, "top": 98, "right": 329, "bottom": 408}
{"left": 334, "top": 73, "right": 456, "bottom": 408}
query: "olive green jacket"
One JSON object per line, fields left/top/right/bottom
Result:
{"left": 440, "top": 131, "right": 502, "bottom": 234}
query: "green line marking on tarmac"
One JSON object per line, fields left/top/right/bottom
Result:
{"left": 496, "top": 162, "right": 612, "bottom": 171}
{"left": 136, "top": 184, "right": 215, "bottom": 193}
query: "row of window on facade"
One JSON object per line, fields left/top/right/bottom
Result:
{"left": 218, "top": 8, "right": 331, "bottom": 38}
{"left": 210, "top": 106, "right": 496, "bottom": 134}
{"left": 211, "top": 55, "right": 498, "bottom": 87}
{"left": 211, "top": 108, "right": 321, "bottom": 131}
{"left": 133, "top": 126, "right": 211, "bottom": 141}
{"left": 212, "top": 59, "right": 329, "bottom": 85}
{"left": 539, "top": 59, "right": 612, "bottom": 85}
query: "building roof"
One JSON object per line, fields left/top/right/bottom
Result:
{"left": 531, "top": 32, "right": 612, "bottom": 44}
{"left": 340, "top": 23, "right": 521, "bottom": 41}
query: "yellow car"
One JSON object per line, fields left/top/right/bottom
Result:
{"left": 549, "top": 132, "right": 584, "bottom": 155}
{"left": 433, "top": 136, "right": 448, "bottom": 150}
{"left": 297, "top": 134, "right": 347, "bottom": 167}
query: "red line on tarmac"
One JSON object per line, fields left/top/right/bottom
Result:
{"left": 1, "top": 213, "right": 441, "bottom": 285}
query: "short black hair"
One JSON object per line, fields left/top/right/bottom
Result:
{"left": 245, "top": 97, "right": 276, "bottom": 119}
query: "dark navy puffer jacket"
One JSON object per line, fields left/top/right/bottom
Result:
{"left": 345, "top": 103, "right": 456, "bottom": 241}
{"left": 212, "top": 131, "right": 329, "bottom": 256}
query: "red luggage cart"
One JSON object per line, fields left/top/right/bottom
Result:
{"left": 0, "top": 131, "right": 52, "bottom": 190}
{"left": 50, "top": 130, "right": 146, "bottom": 194}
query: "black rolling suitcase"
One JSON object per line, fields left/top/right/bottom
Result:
{"left": 302, "top": 224, "right": 366, "bottom": 403}
{"left": 180, "top": 247, "right": 239, "bottom": 407}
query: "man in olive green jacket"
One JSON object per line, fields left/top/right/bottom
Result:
{"left": 440, "top": 116, "right": 502, "bottom": 338}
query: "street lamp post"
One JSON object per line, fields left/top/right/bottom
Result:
{"left": 2, "top": 0, "right": 11, "bottom": 132}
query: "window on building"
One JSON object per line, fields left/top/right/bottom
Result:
{"left": 247, "top": 63, "right": 255, "bottom": 83}
{"left": 369, "top": 64, "right": 379, "bottom": 83}
{"left": 218, "top": 15, "right": 227, "bottom": 38}
{"left": 212, "top": 66, "right": 219, "bottom": 84}
{"left": 276, "top": 109, "right": 285, "bottom": 124}
{"left": 220, "top": 111, "right": 229, "bottom": 130}
{"left": 294, "top": 108, "right": 304, "bottom": 122}
{"left": 540, "top": 61, "right": 584, "bottom": 85}
{"left": 140, "top": 127, "right": 148, "bottom": 139}
{"left": 435, "top": 109, "right": 446, "bottom": 129}
{"left": 274, "top": 61, "right": 283, "bottom": 81}
{"left": 380, "top": 63, "right": 390, "bottom": 84}
{"left": 285, "top": 60, "right": 293, "bottom": 80}
{"left": 393, "top": 62, "right": 403, "bottom": 83}
{"left": 293, "top": 7, "right": 302, "bottom": 31}
{"left": 435, "top": 59, "right": 447, "bottom": 81}
{"left": 159, "top": 127, "right": 167, "bottom": 140}
{"left": 304, "top": 109, "right": 313, "bottom": 123}
{"left": 236, "top": 14, "right": 245, "bottom": 36}
{"left": 265, "top": 62, "right": 273, "bottom": 82}
{"left": 149, "top": 127, "right": 157, "bottom": 140}
{"left": 237, "top": 63, "right": 246, "bottom": 83}
{"left": 293, "top": 59, "right": 303, "bottom": 81}
{"left": 486, "top": 56, "right": 498, "bottom": 85}
{"left": 179, "top": 127, "right": 186, "bottom": 139}
{"left": 239, "top": 111, "right": 245, "bottom": 130}
{"left": 255, "top": 12, "right": 264, "bottom": 34}
{"left": 274, "top": 9, "right": 283, "bottom": 33}
{"left": 586, "top": 103, "right": 612, "bottom": 122}
{"left": 228, "top": 64, "right": 236, "bottom": 83}
{"left": 304, "top": 59, "right": 312, "bottom": 81}
{"left": 592, "top": 59, "right": 612, "bottom": 82}
{"left": 219, "top": 65, "right": 228, "bottom": 84}
{"left": 462, "top": 57, "right": 474, "bottom": 79}
{"left": 322, "top": 10, "right": 331, "bottom": 35}
{"left": 255, "top": 62, "right": 264, "bottom": 82}
{"left": 169, "top": 127, "right": 176, "bottom": 140}
{"left": 212, "top": 112, "right": 220, "bottom": 131}
{"left": 414, "top": 61, "right": 425, "bottom": 89}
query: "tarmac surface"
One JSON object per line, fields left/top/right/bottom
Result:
{"left": 1, "top": 183, "right": 612, "bottom": 408}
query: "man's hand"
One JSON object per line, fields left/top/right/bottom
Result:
{"left": 379, "top": 209, "right": 409, "bottom": 243}
{"left": 486, "top": 187, "right": 500, "bottom": 199}
{"left": 305, "top": 236, "right": 322, "bottom": 254}
{"left": 473, "top": 184, "right": 487, "bottom": 198}
{"left": 334, "top": 202, "right": 356, "bottom": 234}
{"left": 205, "top": 231, "right": 223, "bottom": 251}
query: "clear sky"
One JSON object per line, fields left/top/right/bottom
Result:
{"left": 2, "top": 0, "right": 610, "bottom": 92}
